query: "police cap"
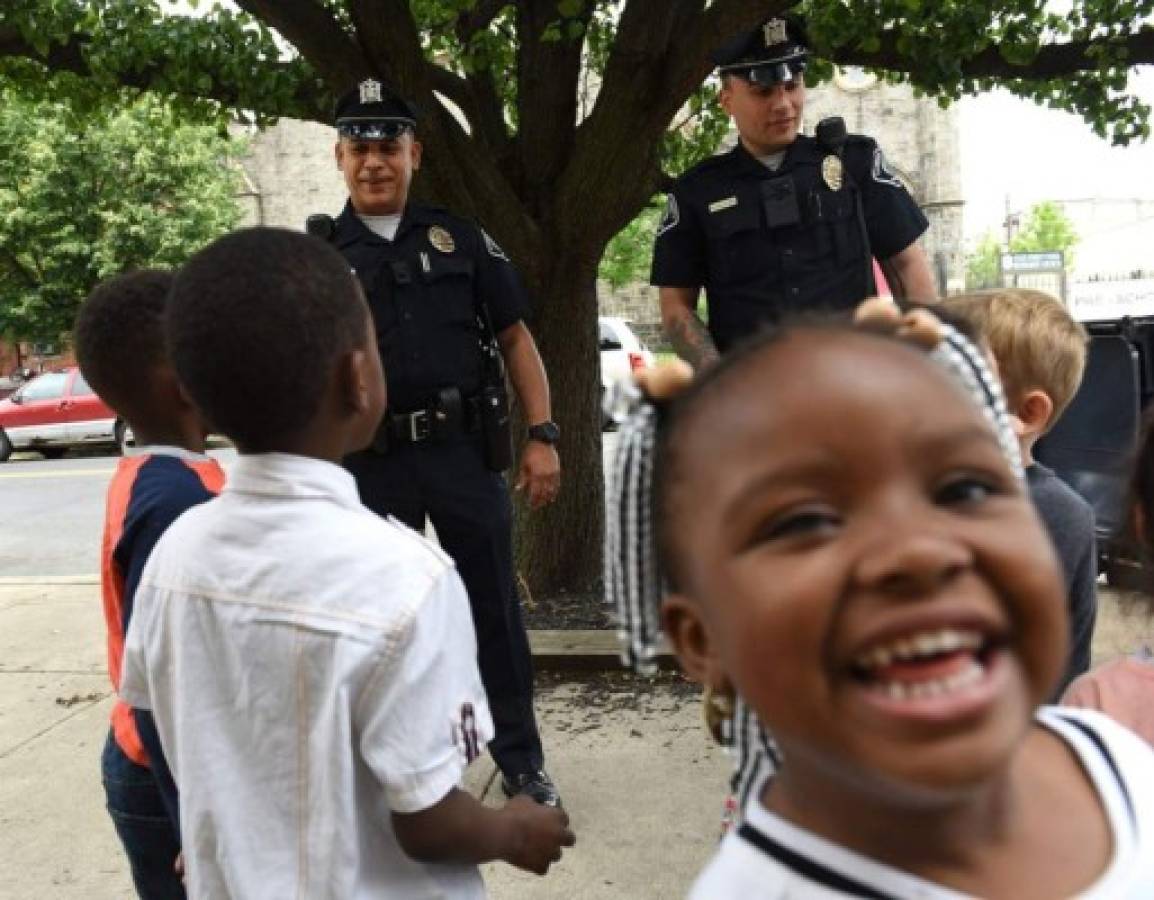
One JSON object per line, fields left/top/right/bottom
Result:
{"left": 334, "top": 79, "right": 418, "bottom": 141}
{"left": 712, "top": 16, "right": 809, "bottom": 87}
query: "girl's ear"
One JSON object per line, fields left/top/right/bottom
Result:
{"left": 662, "top": 593, "right": 726, "bottom": 690}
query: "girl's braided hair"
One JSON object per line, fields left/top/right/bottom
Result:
{"left": 603, "top": 300, "right": 1021, "bottom": 808}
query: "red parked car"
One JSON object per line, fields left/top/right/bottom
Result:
{"left": 0, "top": 367, "right": 130, "bottom": 461}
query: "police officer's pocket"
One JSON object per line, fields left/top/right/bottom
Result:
{"left": 708, "top": 204, "right": 764, "bottom": 284}
{"left": 422, "top": 257, "right": 477, "bottom": 327}
{"left": 803, "top": 190, "right": 858, "bottom": 263}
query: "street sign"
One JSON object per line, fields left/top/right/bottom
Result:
{"left": 1000, "top": 251, "right": 1064, "bottom": 272}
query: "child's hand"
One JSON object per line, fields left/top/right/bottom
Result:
{"left": 499, "top": 794, "right": 575, "bottom": 875}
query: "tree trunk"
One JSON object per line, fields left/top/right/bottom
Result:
{"left": 512, "top": 249, "right": 605, "bottom": 602}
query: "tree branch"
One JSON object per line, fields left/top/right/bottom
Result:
{"left": 836, "top": 26, "right": 1154, "bottom": 79}
{"left": 457, "top": 0, "right": 509, "bottom": 37}
{"left": 232, "top": 0, "right": 367, "bottom": 89}
{"left": 450, "top": 1, "right": 513, "bottom": 158}
{"left": 514, "top": 0, "right": 594, "bottom": 202}
{"left": 0, "top": 23, "right": 328, "bottom": 122}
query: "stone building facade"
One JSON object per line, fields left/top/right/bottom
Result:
{"left": 235, "top": 118, "right": 347, "bottom": 231}
{"left": 236, "top": 71, "right": 963, "bottom": 347}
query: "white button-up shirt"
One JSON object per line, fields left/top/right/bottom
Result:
{"left": 121, "top": 453, "right": 493, "bottom": 899}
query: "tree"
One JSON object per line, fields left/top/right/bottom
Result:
{"left": 4, "top": 1, "right": 1151, "bottom": 595}
{"left": 1011, "top": 200, "right": 1080, "bottom": 267}
{"left": 966, "top": 232, "right": 1002, "bottom": 291}
{"left": 0, "top": 89, "right": 245, "bottom": 342}
{"left": 598, "top": 204, "right": 662, "bottom": 290}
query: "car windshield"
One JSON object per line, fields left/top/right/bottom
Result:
{"left": 17, "top": 372, "right": 68, "bottom": 402}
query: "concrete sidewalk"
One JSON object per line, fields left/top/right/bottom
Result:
{"left": 0, "top": 581, "right": 729, "bottom": 899}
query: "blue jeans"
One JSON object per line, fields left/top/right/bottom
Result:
{"left": 101, "top": 731, "right": 186, "bottom": 900}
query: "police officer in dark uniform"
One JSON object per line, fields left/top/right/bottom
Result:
{"left": 322, "top": 80, "right": 562, "bottom": 807}
{"left": 653, "top": 16, "right": 937, "bottom": 367}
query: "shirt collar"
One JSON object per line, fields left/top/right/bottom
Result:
{"left": 126, "top": 444, "right": 214, "bottom": 463}
{"left": 224, "top": 453, "right": 362, "bottom": 508}
{"left": 335, "top": 199, "right": 438, "bottom": 248}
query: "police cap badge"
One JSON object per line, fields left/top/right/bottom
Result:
{"left": 712, "top": 15, "right": 809, "bottom": 87}
{"left": 334, "top": 79, "right": 418, "bottom": 141}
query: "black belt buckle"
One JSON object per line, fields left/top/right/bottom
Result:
{"left": 408, "top": 409, "right": 431, "bottom": 442}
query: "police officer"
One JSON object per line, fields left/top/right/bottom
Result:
{"left": 653, "top": 16, "right": 937, "bottom": 367}
{"left": 324, "top": 80, "right": 562, "bottom": 807}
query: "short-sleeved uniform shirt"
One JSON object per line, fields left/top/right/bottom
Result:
{"left": 651, "top": 135, "right": 928, "bottom": 352}
{"left": 691, "top": 708, "right": 1154, "bottom": 898}
{"left": 332, "top": 201, "right": 528, "bottom": 413}
{"left": 120, "top": 453, "right": 494, "bottom": 899}
{"left": 101, "top": 446, "right": 224, "bottom": 765}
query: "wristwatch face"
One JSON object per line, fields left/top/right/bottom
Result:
{"left": 529, "top": 422, "right": 561, "bottom": 444}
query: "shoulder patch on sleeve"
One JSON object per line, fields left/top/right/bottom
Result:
{"left": 872, "top": 147, "right": 905, "bottom": 190}
{"left": 656, "top": 194, "right": 680, "bottom": 237}
{"left": 481, "top": 229, "right": 508, "bottom": 261}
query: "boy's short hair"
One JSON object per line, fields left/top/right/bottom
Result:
{"left": 74, "top": 269, "right": 175, "bottom": 417}
{"left": 166, "top": 228, "right": 368, "bottom": 451}
{"left": 946, "top": 289, "right": 1088, "bottom": 428}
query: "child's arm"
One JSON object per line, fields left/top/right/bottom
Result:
{"left": 358, "top": 564, "right": 575, "bottom": 873}
{"left": 1061, "top": 535, "right": 1098, "bottom": 692}
{"left": 115, "top": 461, "right": 218, "bottom": 835}
{"left": 393, "top": 790, "right": 573, "bottom": 874}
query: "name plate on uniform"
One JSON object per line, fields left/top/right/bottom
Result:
{"left": 709, "top": 196, "right": 739, "bottom": 213}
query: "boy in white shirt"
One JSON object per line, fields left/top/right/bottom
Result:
{"left": 120, "top": 228, "right": 573, "bottom": 899}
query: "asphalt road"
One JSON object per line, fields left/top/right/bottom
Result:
{"left": 0, "top": 448, "right": 237, "bottom": 578}
{"left": 0, "top": 436, "right": 620, "bottom": 578}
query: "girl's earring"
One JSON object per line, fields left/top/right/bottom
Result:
{"left": 703, "top": 683, "right": 736, "bottom": 746}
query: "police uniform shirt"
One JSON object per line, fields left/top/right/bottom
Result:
{"left": 332, "top": 201, "right": 528, "bottom": 412}
{"left": 651, "top": 134, "right": 928, "bottom": 353}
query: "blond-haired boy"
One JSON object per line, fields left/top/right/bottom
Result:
{"left": 946, "top": 288, "right": 1095, "bottom": 693}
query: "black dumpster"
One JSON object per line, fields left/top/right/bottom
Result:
{"left": 1035, "top": 316, "right": 1154, "bottom": 588}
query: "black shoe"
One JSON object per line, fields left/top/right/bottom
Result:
{"left": 501, "top": 769, "right": 562, "bottom": 808}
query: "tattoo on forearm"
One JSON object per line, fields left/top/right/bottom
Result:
{"left": 667, "top": 314, "right": 720, "bottom": 370}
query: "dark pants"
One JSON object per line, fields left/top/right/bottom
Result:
{"left": 101, "top": 731, "right": 185, "bottom": 900}
{"left": 346, "top": 435, "right": 544, "bottom": 776}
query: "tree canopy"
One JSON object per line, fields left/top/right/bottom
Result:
{"left": 0, "top": 89, "right": 244, "bottom": 342}
{"left": 2, "top": 0, "right": 1151, "bottom": 594}
{"left": 1011, "top": 200, "right": 1081, "bottom": 265}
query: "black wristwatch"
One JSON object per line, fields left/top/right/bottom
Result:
{"left": 527, "top": 421, "right": 561, "bottom": 445}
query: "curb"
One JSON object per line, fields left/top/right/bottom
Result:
{"left": 0, "top": 580, "right": 673, "bottom": 672}
{"left": 528, "top": 630, "right": 676, "bottom": 671}
{"left": 0, "top": 575, "right": 100, "bottom": 585}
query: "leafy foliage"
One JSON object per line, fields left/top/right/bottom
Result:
{"left": 598, "top": 202, "right": 662, "bottom": 289}
{"left": 1010, "top": 200, "right": 1080, "bottom": 266}
{"left": 966, "top": 232, "right": 1003, "bottom": 291}
{"left": 0, "top": 87, "right": 246, "bottom": 341}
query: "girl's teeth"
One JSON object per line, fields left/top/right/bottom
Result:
{"left": 856, "top": 628, "right": 985, "bottom": 669}
{"left": 872, "top": 659, "right": 986, "bottom": 701}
